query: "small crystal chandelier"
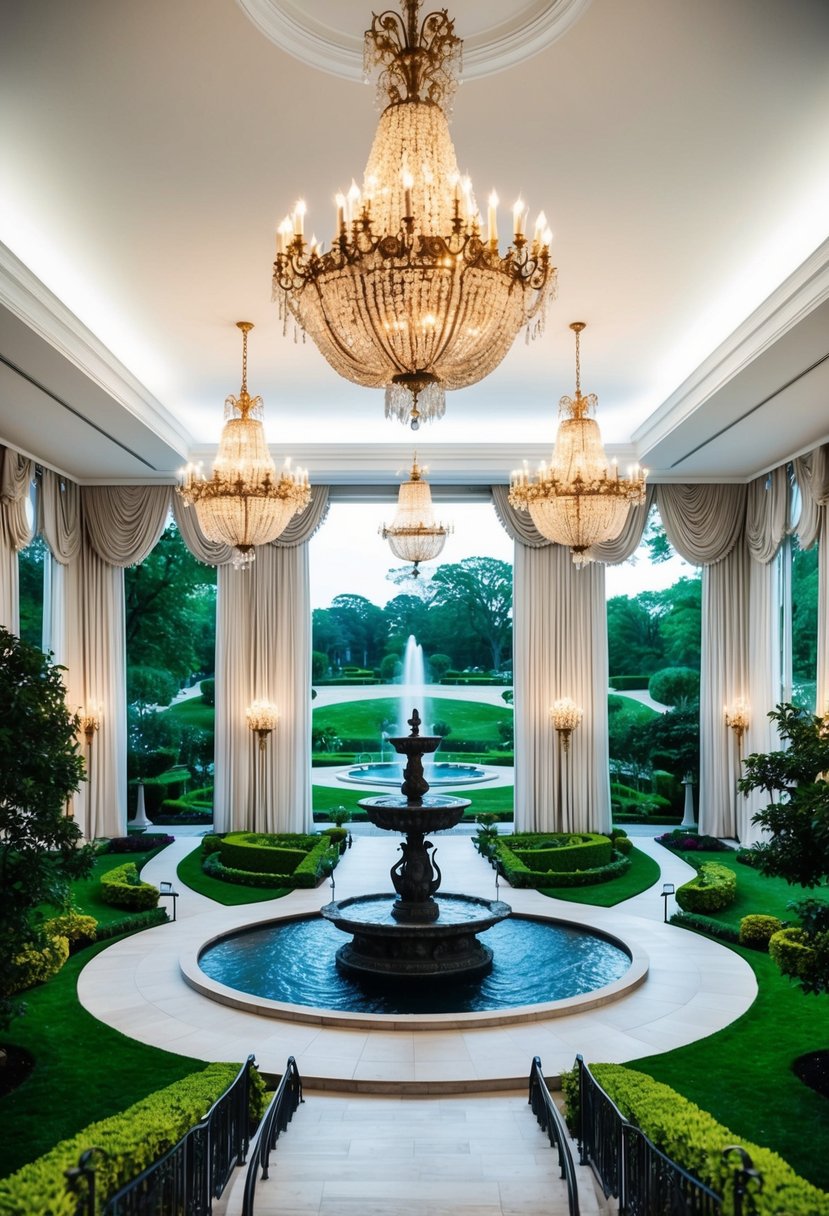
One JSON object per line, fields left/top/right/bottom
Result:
{"left": 246, "top": 699, "right": 279, "bottom": 750}
{"left": 509, "top": 322, "right": 647, "bottom": 565}
{"left": 381, "top": 457, "right": 452, "bottom": 577}
{"left": 550, "top": 698, "right": 583, "bottom": 753}
{"left": 178, "top": 322, "right": 311, "bottom": 568}
{"left": 273, "top": 0, "right": 556, "bottom": 430}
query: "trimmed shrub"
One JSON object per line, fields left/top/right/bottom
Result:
{"left": 739, "top": 914, "right": 784, "bottom": 949}
{"left": 648, "top": 666, "right": 700, "bottom": 706}
{"left": 769, "top": 927, "right": 815, "bottom": 982}
{"left": 100, "top": 862, "right": 160, "bottom": 910}
{"left": 217, "top": 832, "right": 321, "bottom": 877}
{"left": 203, "top": 833, "right": 339, "bottom": 889}
{"left": 494, "top": 833, "right": 629, "bottom": 889}
{"left": 95, "top": 908, "right": 168, "bottom": 940}
{"left": 0, "top": 1062, "right": 264, "bottom": 1216}
{"left": 657, "top": 829, "right": 730, "bottom": 852}
{"left": 98, "top": 833, "right": 175, "bottom": 854}
{"left": 563, "top": 1064, "right": 829, "bottom": 1216}
{"left": 200, "top": 677, "right": 215, "bottom": 705}
{"left": 609, "top": 675, "right": 650, "bottom": 691}
{"left": 670, "top": 910, "right": 741, "bottom": 943}
{"left": 675, "top": 862, "right": 737, "bottom": 914}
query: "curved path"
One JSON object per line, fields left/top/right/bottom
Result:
{"left": 78, "top": 836, "right": 756, "bottom": 1092}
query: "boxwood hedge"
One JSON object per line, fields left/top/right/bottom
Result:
{"left": 99, "top": 862, "right": 159, "bottom": 911}
{"left": 492, "top": 832, "right": 630, "bottom": 889}
{"left": 202, "top": 832, "right": 339, "bottom": 889}
{"left": 562, "top": 1064, "right": 829, "bottom": 1216}
{"left": 675, "top": 861, "right": 737, "bottom": 914}
{"left": 0, "top": 1062, "right": 265, "bottom": 1216}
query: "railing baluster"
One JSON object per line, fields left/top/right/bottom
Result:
{"left": 527, "top": 1057, "right": 580, "bottom": 1216}
{"left": 242, "top": 1056, "right": 304, "bottom": 1216}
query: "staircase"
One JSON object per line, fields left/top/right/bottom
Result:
{"left": 219, "top": 1089, "right": 608, "bottom": 1216}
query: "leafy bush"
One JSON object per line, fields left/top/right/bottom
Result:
{"left": 0, "top": 1062, "right": 263, "bottom": 1216}
{"left": 47, "top": 911, "right": 98, "bottom": 950}
{"left": 609, "top": 675, "right": 650, "bottom": 690}
{"left": 657, "top": 829, "right": 730, "bottom": 852}
{"left": 768, "top": 923, "right": 829, "bottom": 994}
{"left": 739, "top": 914, "right": 784, "bottom": 949}
{"left": 99, "top": 863, "right": 160, "bottom": 911}
{"left": 200, "top": 677, "right": 215, "bottom": 706}
{"left": 648, "top": 666, "right": 700, "bottom": 706}
{"left": 95, "top": 908, "right": 168, "bottom": 940}
{"left": 675, "top": 862, "right": 737, "bottom": 914}
{"left": 428, "top": 653, "right": 452, "bottom": 679}
{"left": 610, "top": 782, "right": 671, "bottom": 816}
{"left": 98, "top": 833, "right": 175, "bottom": 854}
{"left": 563, "top": 1064, "right": 829, "bottom": 1216}
{"left": 2, "top": 931, "right": 69, "bottom": 996}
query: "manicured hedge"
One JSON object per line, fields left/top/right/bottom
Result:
{"left": 562, "top": 1064, "right": 829, "bottom": 1216}
{"left": 0, "top": 1062, "right": 265, "bottom": 1216}
{"left": 99, "top": 862, "right": 160, "bottom": 911}
{"left": 98, "top": 833, "right": 175, "bottom": 854}
{"left": 769, "top": 927, "right": 816, "bottom": 983}
{"left": 217, "top": 832, "right": 321, "bottom": 877}
{"left": 203, "top": 832, "right": 339, "bottom": 889}
{"left": 95, "top": 908, "right": 168, "bottom": 940}
{"left": 609, "top": 675, "right": 650, "bottom": 690}
{"left": 493, "top": 833, "right": 629, "bottom": 889}
{"left": 675, "top": 861, "right": 737, "bottom": 914}
{"left": 3, "top": 931, "right": 69, "bottom": 996}
{"left": 670, "top": 910, "right": 741, "bottom": 943}
{"left": 508, "top": 832, "right": 613, "bottom": 873}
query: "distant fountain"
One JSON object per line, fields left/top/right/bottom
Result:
{"left": 400, "top": 635, "right": 428, "bottom": 743}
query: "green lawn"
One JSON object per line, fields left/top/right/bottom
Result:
{"left": 312, "top": 783, "right": 514, "bottom": 819}
{"left": 163, "top": 696, "right": 214, "bottom": 731}
{"left": 313, "top": 697, "right": 511, "bottom": 742}
{"left": 176, "top": 845, "right": 290, "bottom": 905}
{"left": 42, "top": 845, "right": 171, "bottom": 929}
{"left": 629, "top": 944, "right": 829, "bottom": 1191}
{"left": 540, "top": 846, "right": 661, "bottom": 906}
{"left": 666, "top": 845, "right": 815, "bottom": 928}
{"left": 0, "top": 939, "right": 207, "bottom": 1178}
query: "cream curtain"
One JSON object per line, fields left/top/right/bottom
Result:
{"left": 39, "top": 470, "right": 82, "bottom": 662}
{"left": 491, "top": 486, "right": 612, "bottom": 832}
{"left": 61, "top": 486, "right": 172, "bottom": 838}
{"left": 794, "top": 446, "right": 829, "bottom": 709}
{"left": 0, "top": 447, "right": 34, "bottom": 632}
{"left": 213, "top": 487, "right": 329, "bottom": 832}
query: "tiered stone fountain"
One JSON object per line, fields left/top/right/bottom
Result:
{"left": 321, "top": 709, "right": 511, "bottom": 981}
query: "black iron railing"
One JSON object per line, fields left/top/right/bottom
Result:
{"left": 576, "top": 1055, "right": 762, "bottom": 1216}
{"left": 528, "top": 1057, "right": 580, "bottom": 1216}
{"left": 66, "top": 1055, "right": 256, "bottom": 1216}
{"left": 241, "top": 1056, "right": 303, "bottom": 1216}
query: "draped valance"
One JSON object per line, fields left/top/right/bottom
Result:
{"left": 82, "top": 485, "right": 171, "bottom": 567}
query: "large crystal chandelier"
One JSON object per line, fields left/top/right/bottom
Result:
{"left": 509, "top": 322, "right": 647, "bottom": 565}
{"left": 272, "top": 0, "right": 556, "bottom": 429}
{"left": 381, "top": 457, "right": 452, "bottom": 576}
{"left": 178, "top": 322, "right": 311, "bottom": 568}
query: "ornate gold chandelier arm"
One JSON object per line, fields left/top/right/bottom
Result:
{"left": 366, "top": 0, "right": 462, "bottom": 109}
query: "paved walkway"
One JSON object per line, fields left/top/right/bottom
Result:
{"left": 78, "top": 834, "right": 756, "bottom": 1091}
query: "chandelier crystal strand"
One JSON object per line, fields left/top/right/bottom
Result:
{"left": 509, "top": 322, "right": 647, "bottom": 565}
{"left": 381, "top": 456, "right": 452, "bottom": 576}
{"left": 273, "top": 0, "right": 556, "bottom": 429}
{"left": 178, "top": 322, "right": 311, "bottom": 568}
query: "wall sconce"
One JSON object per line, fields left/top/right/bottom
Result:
{"left": 661, "top": 881, "right": 675, "bottom": 923}
{"left": 246, "top": 700, "right": 279, "bottom": 751}
{"left": 550, "top": 698, "right": 583, "bottom": 753}
{"left": 724, "top": 698, "right": 749, "bottom": 757}
{"left": 79, "top": 705, "right": 101, "bottom": 746}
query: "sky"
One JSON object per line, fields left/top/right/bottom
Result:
{"left": 309, "top": 502, "right": 693, "bottom": 610}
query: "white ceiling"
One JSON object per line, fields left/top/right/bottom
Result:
{"left": 0, "top": 0, "right": 828, "bottom": 486}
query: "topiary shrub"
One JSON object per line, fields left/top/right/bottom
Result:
{"left": 100, "top": 862, "right": 160, "bottom": 910}
{"left": 675, "top": 862, "right": 737, "bottom": 914}
{"left": 203, "top": 833, "right": 340, "bottom": 889}
{"left": 739, "top": 914, "right": 784, "bottom": 950}
{"left": 564, "top": 1064, "right": 829, "bottom": 1216}
{"left": 199, "top": 677, "right": 215, "bottom": 706}
{"left": 506, "top": 832, "right": 613, "bottom": 873}
{"left": 217, "top": 832, "right": 320, "bottom": 877}
{"left": 46, "top": 911, "right": 98, "bottom": 950}
{"left": 769, "top": 927, "right": 815, "bottom": 983}
{"left": 648, "top": 666, "right": 700, "bottom": 706}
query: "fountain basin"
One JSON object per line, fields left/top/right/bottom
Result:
{"left": 321, "top": 893, "right": 511, "bottom": 980}
{"left": 359, "top": 793, "right": 470, "bottom": 834}
{"left": 338, "top": 761, "right": 497, "bottom": 788}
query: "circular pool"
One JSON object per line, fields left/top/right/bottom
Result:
{"left": 338, "top": 761, "right": 496, "bottom": 787}
{"left": 196, "top": 910, "right": 632, "bottom": 1017}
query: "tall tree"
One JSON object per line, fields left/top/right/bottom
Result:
{"left": 428, "top": 557, "right": 513, "bottom": 670}
{"left": 329, "top": 594, "right": 388, "bottom": 667}
{"left": 0, "top": 629, "right": 93, "bottom": 1027}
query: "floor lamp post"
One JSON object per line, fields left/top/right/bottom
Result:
{"left": 725, "top": 698, "right": 749, "bottom": 838}
{"left": 79, "top": 705, "right": 101, "bottom": 826}
{"left": 550, "top": 698, "right": 583, "bottom": 827}
{"left": 246, "top": 700, "right": 279, "bottom": 827}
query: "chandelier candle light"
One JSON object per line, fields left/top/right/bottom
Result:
{"left": 178, "top": 322, "right": 310, "bottom": 568}
{"left": 381, "top": 456, "right": 452, "bottom": 577}
{"left": 509, "top": 322, "right": 647, "bottom": 564}
{"left": 272, "top": 0, "right": 556, "bottom": 429}
{"left": 725, "top": 698, "right": 749, "bottom": 756}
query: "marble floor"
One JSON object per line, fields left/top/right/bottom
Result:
{"left": 78, "top": 833, "right": 756, "bottom": 1090}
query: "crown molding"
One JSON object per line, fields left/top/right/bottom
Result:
{"left": 237, "top": 0, "right": 590, "bottom": 82}
{"left": 633, "top": 238, "right": 829, "bottom": 456}
{"left": 0, "top": 242, "right": 193, "bottom": 457}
